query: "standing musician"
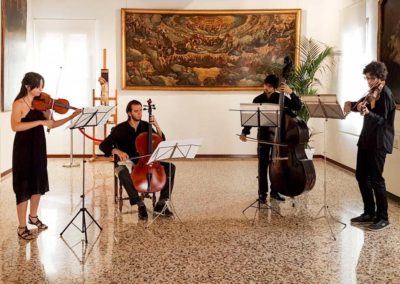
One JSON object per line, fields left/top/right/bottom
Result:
{"left": 239, "top": 74, "right": 302, "bottom": 203}
{"left": 99, "top": 100, "right": 175, "bottom": 220}
{"left": 11, "top": 72, "right": 81, "bottom": 240}
{"left": 344, "top": 61, "right": 396, "bottom": 231}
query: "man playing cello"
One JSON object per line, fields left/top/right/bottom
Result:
{"left": 100, "top": 100, "right": 175, "bottom": 220}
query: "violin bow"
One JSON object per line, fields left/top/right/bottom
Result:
{"left": 47, "top": 66, "right": 63, "bottom": 133}
{"left": 236, "top": 134, "right": 288, "bottom": 147}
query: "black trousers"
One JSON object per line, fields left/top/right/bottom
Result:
{"left": 117, "top": 162, "right": 175, "bottom": 206}
{"left": 355, "top": 148, "right": 388, "bottom": 221}
{"left": 258, "top": 143, "right": 277, "bottom": 199}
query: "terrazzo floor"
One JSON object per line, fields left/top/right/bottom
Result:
{"left": 0, "top": 158, "right": 400, "bottom": 283}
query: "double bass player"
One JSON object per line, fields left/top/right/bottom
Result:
{"left": 240, "top": 74, "right": 302, "bottom": 203}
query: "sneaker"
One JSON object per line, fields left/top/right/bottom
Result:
{"left": 270, "top": 192, "right": 285, "bottom": 201}
{"left": 138, "top": 205, "right": 148, "bottom": 220}
{"left": 350, "top": 213, "right": 374, "bottom": 224}
{"left": 368, "top": 219, "right": 390, "bottom": 231}
{"left": 154, "top": 203, "right": 173, "bottom": 217}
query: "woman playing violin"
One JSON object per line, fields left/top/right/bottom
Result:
{"left": 99, "top": 99, "right": 176, "bottom": 220}
{"left": 344, "top": 61, "right": 396, "bottom": 231}
{"left": 11, "top": 72, "right": 81, "bottom": 240}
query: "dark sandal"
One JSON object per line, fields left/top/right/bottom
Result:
{"left": 28, "top": 215, "right": 48, "bottom": 230}
{"left": 17, "top": 226, "right": 35, "bottom": 240}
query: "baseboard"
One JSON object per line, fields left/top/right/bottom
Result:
{"left": 1, "top": 168, "right": 12, "bottom": 178}
{"left": 195, "top": 154, "right": 257, "bottom": 159}
{"left": 316, "top": 155, "right": 356, "bottom": 173}
{"left": 47, "top": 154, "right": 94, "bottom": 158}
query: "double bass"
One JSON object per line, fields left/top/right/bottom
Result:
{"left": 131, "top": 99, "right": 167, "bottom": 193}
{"left": 269, "top": 58, "right": 316, "bottom": 197}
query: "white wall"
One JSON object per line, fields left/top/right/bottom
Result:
{"left": 34, "top": 0, "right": 342, "bottom": 152}
{"left": 1, "top": 0, "right": 343, "bottom": 172}
{"left": 327, "top": 0, "right": 400, "bottom": 197}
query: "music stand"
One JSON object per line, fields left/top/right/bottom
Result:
{"left": 233, "top": 103, "right": 283, "bottom": 220}
{"left": 144, "top": 138, "right": 201, "bottom": 228}
{"left": 302, "top": 95, "right": 347, "bottom": 240}
{"left": 60, "top": 106, "right": 115, "bottom": 243}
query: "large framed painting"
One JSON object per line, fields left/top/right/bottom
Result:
{"left": 378, "top": 0, "right": 400, "bottom": 104}
{"left": 1, "top": 0, "right": 27, "bottom": 111}
{"left": 121, "top": 9, "right": 301, "bottom": 91}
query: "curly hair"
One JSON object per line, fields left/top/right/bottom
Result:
{"left": 363, "top": 61, "right": 388, "bottom": 80}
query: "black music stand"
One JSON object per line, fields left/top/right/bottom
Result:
{"left": 234, "top": 103, "right": 283, "bottom": 221}
{"left": 144, "top": 139, "right": 201, "bottom": 228}
{"left": 302, "top": 95, "right": 347, "bottom": 240}
{"left": 60, "top": 106, "right": 115, "bottom": 243}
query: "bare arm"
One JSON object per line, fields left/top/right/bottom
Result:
{"left": 51, "top": 109, "right": 82, "bottom": 129}
{"left": 10, "top": 100, "right": 50, "bottom": 132}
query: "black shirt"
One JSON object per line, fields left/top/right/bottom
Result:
{"left": 351, "top": 86, "right": 396, "bottom": 153}
{"left": 99, "top": 120, "right": 166, "bottom": 159}
{"left": 241, "top": 91, "right": 303, "bottom": 140}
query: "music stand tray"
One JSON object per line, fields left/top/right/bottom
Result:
{"left": 60, "top": 106, "right": 115, "bottom": 243}
{"left": 302, "top": 95, "right": 346, "bottom": 240}
{"left": 144, "top": 138, "right": 202, "bottom": 228}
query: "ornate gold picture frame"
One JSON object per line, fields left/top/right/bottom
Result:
{"left": 121, "top": 9, "right": 301, "bottom": 91}
{"left": 378, "top": 0, "right": 400, "bottom": 104}
{"left": 1, "top": 0, "right": 27, "bottom": 111}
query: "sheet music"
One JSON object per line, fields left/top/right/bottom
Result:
{"left": 239, "top": 103, "right": 280, "bottom": 127}
{"left": 302, "top": 95, "right": 345, "bottom": 119}
{"left": 69, "top": 106, "right": 115, "bottom": 129}
{"left": 147, "top": 138, "right": 202, "bottom": 164}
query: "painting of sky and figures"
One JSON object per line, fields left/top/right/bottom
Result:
{"left": 121, "top": 9, "right": 301, "bottom": 90}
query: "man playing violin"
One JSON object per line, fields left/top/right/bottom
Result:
{"left": 99, "top": 100, "right": 175, "bottom": 220}
{"left": 239, "top": 74, "right": 302, "bottom": 203}
{"left": 344, "top": 61, "right": 396, "bottom": 231}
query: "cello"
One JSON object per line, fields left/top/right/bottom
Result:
{"left": 269, "top": 58, "right": 316, "bottom": 197}
{"left": 131, "top": 99, "right": 167, "bottom": 193}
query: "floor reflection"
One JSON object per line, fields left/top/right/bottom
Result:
{"left": 0, "top": 158, "right": 399, "bottom": 283}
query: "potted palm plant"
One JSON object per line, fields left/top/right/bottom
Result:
{"left": 288, "top": 37, "right": 339, "bottom": 158}
{"left": 289, "top": 37, "right": 340, "bottom": 123}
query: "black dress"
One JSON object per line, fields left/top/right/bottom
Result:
{"left": 12, "top": 109, "right": 49, "bottom": 204}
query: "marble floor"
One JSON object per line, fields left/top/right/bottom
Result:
{"left": 0, "top": 158, "right": 400, "bottom": 284}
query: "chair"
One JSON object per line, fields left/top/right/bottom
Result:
{"left": 113, "top": 154, "right": 130, "bottom": 212}
{"left": 113, "top": 154, "right": 156, "bottom": 212}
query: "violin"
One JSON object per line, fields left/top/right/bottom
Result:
{"left": 32, "top": 92, "right": 77, "bottom": 114}
{"left": 346, "top": 81, "right": 385, "bottom": 116}
{"left": 131, "top": 99, "right": 167, "bottom": 193}
{"left": 359, "top": 81, "right": 385, "bottom": 114}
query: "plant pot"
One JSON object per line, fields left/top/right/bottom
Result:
{"left": 305, "top": 148, "right": 315, "bottom": 160}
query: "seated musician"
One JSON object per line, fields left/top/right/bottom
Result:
{"left": 239, "top": 74, "right": 302, "bottom": 203}
{"left": 99, "top": 100, "right": 175, "bottom": 220}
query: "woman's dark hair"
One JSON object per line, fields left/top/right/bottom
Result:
{"left": 14, "top": 72, "right": 45, "bottom": 101}
{"left": 264, "top": 74, "right": 280, "bottom": 89}
{"left": 363, "top": 61, "right": 388, "bottom": 80}
{"left": 126, "top": 100, "right": 142, "bottom": 120}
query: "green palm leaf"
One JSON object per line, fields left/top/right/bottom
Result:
{"left": 289, "top": 37, "right": 340, "bottom": 122}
